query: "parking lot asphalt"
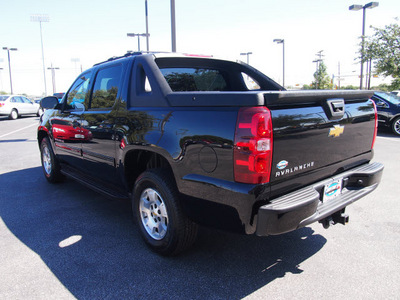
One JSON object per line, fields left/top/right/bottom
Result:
{"left": 0, "top": 116, "right": 399, "bottom": 299}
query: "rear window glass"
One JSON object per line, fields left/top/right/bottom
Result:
{"left": 160, "top": 68, "right": 228, "bottom": 92}
{"left": 375, "top": 92, "right": 400, "bottom": 105}
{"left": 0, "top": 96, "right": 9, "bottom": 101}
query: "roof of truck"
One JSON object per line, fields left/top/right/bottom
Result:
{"left": 93, "top": 51, "right": 232, "bottom": 67}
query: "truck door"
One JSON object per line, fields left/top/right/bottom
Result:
{"left": 80, "top": 63, "right": 124, "bottom": 186}
{"left": 51, "top": 71, "right": 92, "bottom": 169}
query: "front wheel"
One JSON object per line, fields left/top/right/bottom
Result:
{"left": 391, "top": 117, "right": 400, "bottom": 136}
{"left": 40, "top": 137, "right": 63, "bottom": 183}
{"left": 133, "top": 169, "right": 198, "bottom": 256}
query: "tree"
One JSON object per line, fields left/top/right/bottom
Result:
{"left": 363, "top": 22, "right": 400, "bottom": 89}
{"left": 311, "top": 61, "right": 333, "bottom": 89}
{"left": 339, "top": 85, "right": 358, "bottom": 90}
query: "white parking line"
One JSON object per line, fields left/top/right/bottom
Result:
{"left": 377, "top": 136, "right": 400, "bottom": 142}
{"left": 0, "top": 123, "right": 38, "bottom": 139}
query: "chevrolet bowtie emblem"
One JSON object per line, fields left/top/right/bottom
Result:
{"left": 329, "top": 125, "right": 344, "bottom": 138}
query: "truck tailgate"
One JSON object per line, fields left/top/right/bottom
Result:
{"left": 265, "top": 90, "right": 376, "bottom": 193}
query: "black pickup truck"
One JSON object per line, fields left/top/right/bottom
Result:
{"left": 38, "top": 52, "right": 384, "bottom": 255}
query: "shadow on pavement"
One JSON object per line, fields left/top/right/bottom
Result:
{"left": 0, "top": 167, "right": 327, "bottom": 299}
{"left": 377, "top": 126, "right": 400, "bottom": 138}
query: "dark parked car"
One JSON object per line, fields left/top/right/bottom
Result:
{"left": 371, "top": 91, "right": 400, "bottom": 135}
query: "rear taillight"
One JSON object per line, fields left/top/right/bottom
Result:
{"left": 234, "top": 106, "right": 273, "bottom": 184}
{"left": 371, "top": 100, "right": 378, "bottom": 149}
{"left": 0, "top": 103, "right": 4, "bottom": 107}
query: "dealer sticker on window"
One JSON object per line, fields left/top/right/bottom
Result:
{"left": 323, "top": 178, "right": 343, "bottom": 202}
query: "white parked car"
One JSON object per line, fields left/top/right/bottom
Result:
{"left": 0, "top": 95, "right": 43, "bottom": 120}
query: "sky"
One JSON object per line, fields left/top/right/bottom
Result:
{"left": 1, "top": 0, "right": 399, "bottom": 96}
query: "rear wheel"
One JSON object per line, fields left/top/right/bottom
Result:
{"left": 133, "top": 169, "right": 198, "bottom": 256}
{"left": 40, "top": 137, "right": 63, "bottom": 183}
{"left": 391, "top": 117, "right": 400, "bottom": 136}
{"left": 9, "top": 109, "right": 18, "bottom": 120}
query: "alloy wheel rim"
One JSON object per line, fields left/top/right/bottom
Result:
{"left": 42, "top": 146, "right": 52, "bottom": 175}
{"left": 395, "top": 119, "right": 400, "bottom": 134}
{"left": 139, "top": 188, "right": 168, "bottom": 240}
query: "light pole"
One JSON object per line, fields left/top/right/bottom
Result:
{"left": 71, "top": 58, "right": 80, "bottom": 74}
{"left": 31, "top": 14, "right": 49, "bottom": 96}
{"left": 312, "top": 50, "right": 324, "bottom": 89}
{"left": 127, "top": 33, "right": 150, "bottom": 51}
{"left": 349, "top": 2, "right": 379, "bottom": 90}
{"left": 240, "top": 52, "right": 253, "bottom": 65}
{"left": 171, "top": 0, "right": 176, "bottom": 52}
{"left": 273, "top": 39, "right": 285, "bottom": 88}
{"left": 145, "top": 0, "right": 150, "bottom": 52}
{"left": 2, "top": 47, "right": 18, "bottom": 94}
{"left": 47, "top": 64, "right": 59, "bottom": 94}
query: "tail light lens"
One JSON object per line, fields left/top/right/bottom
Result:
{"left": 234, "top": 106, "right": 273, "bottom": 184}
{"left": 371, "top": 100, "right": 378, "bottom": 149}
{"left": 0, "top": 103, "right": 4, "bottom": 107}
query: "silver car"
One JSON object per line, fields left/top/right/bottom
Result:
{"left": 0, "top": 95, "right": 43, "bottom": 120}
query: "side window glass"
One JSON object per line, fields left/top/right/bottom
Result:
{"left": 22, "top": 97, "right": 32, "bottom": 104}
{"left": 145, "top": 76, "right": 152, "bottom": 92}
{"left": 241, "top": 73, "right": 260, "bottom": 90}
{"left": 90, "top": 64, "right": 122, "bottom": 109}
{"left": 15, "top": 97, "right": 24, "bottom": 103}
{"left": 137, "top": 65, "right": 153, "bottom": 94}
{"left": 66, "top": 72, "right": 92, "bottom": 109}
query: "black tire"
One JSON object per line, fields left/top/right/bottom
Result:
{"left": 40, "top": 137, "right": 63, "bottom": 183}
{"left": 132, "top": 169, "right": 198, "bottom": 256}
{"left": 9, "top": 109, "right": 18, "bottom": 120}
{"left": 391, "top": 116, "right": 400, "bottom": 136}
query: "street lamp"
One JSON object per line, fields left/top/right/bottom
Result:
{"left": 31, "top": 14, "right": 49, "bottom": 96}
{"left": 71, "top": 58, "right": 81, "bottom": 74}
{"left": 127, "top": 33, "right": 150, "bottom": 52}
{"left": 273, "top": 39, "right": 285, "bottom": 88}
{"left": 240, "top": 52, "right": 253, "bottom": 65}
{"left": 2, "top": 47, "right": 18, "bottom": 94}
{"left": 349, "top": 2, "right": 379, "bottom": 90}
{"left": 47, "top": 64, "right": 59, "bottom": 94}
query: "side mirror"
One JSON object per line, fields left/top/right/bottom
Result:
{"left": 376, "top": 101, "right": 388, "bottom": 108}
{"left": 40, "top": 96, "right": 59, "bottom": 109}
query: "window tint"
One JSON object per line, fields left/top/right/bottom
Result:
{"left": 66, "top": 72, "right": 92, "bottom": 108}
{"left": 160, "top": 68, "right": 228, "bottom": 91}
{"left": 90, "top": 64, "right": 122, "bottom": 109}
